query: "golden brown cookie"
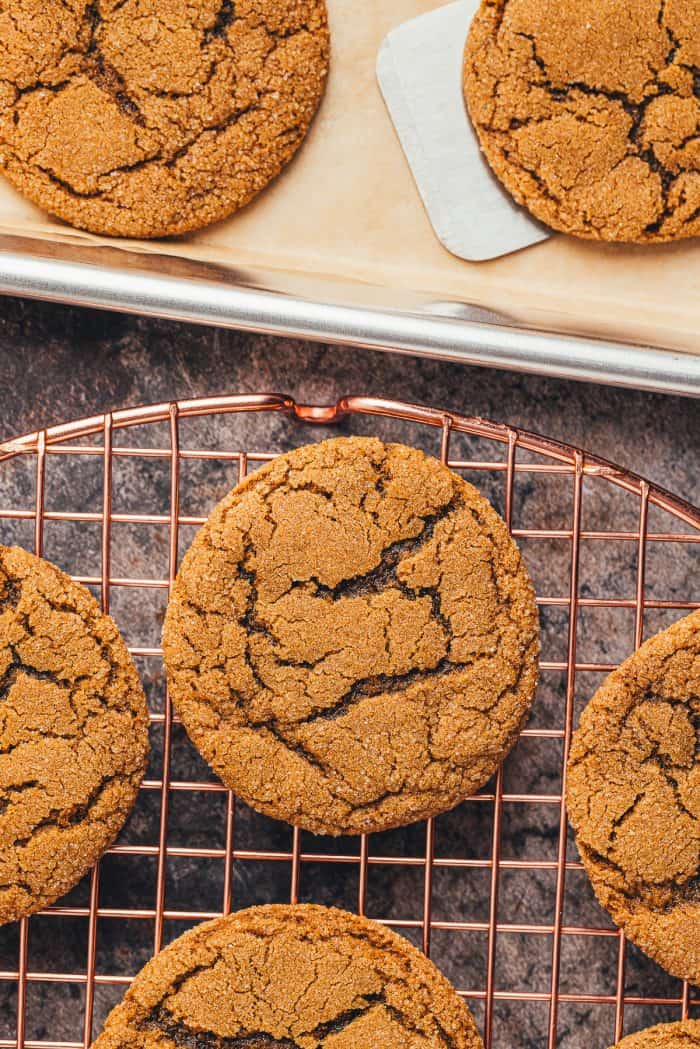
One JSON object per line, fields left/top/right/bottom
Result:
{"left": 0, "top": 0, "right": 329, "bottom": 238}
{"left": 608, "top": 1020, "right": 700, "bottom": 1049}
{"left": 567, "top": 610, "right": 700, "bottom": 983}
{"left": 163, "top": 436, "right": 539, "bottom": 836}
{"left": 0, "top": 545, "right": 149, "bottom": 924}
{"left": 91, "top": 903, "right": 484, "bottom": 1048}
{"left": 464, "top": 0, "right": 700, "bottom": 243}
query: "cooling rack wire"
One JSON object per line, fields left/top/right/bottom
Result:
{"left": 0, "top": 394, "right": 698, "bottom": 1049}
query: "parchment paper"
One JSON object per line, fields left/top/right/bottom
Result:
{"left": 1, "top": 0, "right": 699, "bottom": 355}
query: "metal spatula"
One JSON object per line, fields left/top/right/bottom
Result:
{"left": 377, "top": 0, "right": 551, "bottom": 261}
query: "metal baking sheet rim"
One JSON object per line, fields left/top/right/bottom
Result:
{"left": 0, "top": 236, "right": 699, "bottom": 399}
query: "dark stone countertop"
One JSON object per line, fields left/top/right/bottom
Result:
{"left": 0, "top": 294, "right": 698, "bottom": 1049}
{"left": 0, "top": 296, "right": 698, "bottom": 501}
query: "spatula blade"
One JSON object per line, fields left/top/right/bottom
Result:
{"left": 377, "top": 0, "right": 551, "bottom": 262}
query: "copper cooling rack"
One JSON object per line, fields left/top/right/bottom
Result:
{"left": 0, "top": 394, "right": 698, "bottom": 1049}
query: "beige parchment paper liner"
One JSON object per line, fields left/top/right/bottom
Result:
{"left": 0, "top": 1, "right": 698, "bottom": 355}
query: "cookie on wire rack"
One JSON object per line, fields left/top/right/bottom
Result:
{"left": 608, "top": 1020, "right": 700, "bottom": 1049}
{"left": 163, "top": 436, "right": 540, "bottom": 836}
{"left": 91, "top": 903, "right": 485, "bottom": 1048}
{"left": 0, "top": 545, "right": 149, "bottom": 924}
{"left": 0, "top": 0, "right": 330, "bottom": 238}
{"left": 567, "top": 609, "right": 700, "bottom": 984}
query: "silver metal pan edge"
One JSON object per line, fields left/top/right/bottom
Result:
{"left": 0, "top": 234, "right": 698, "bottom": 398}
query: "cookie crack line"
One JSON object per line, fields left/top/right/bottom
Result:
{"left": 192, "top": 486, "right": 527, "bottom": 728}
{"left": 33, "top": 90, "right": 289, "bottom": 202}
{"left": 469, "top": 0, "right": 700, "bottom": 239}
{"left": 81, "top": 0, "right": 147, "bottom": 128}
{"left": 245, "top": 634, "right": 537, "bottom": 811}
{"left": 3, "top": 0, "right": 327, "bottom": 211}
{"left": 0, "top": 554, "right": 140, "bottom": 730}
{"left": 0, "top": 653, "right": 75, "bottom": 706}
{"left": 165, "top": 439, "right": 539, "bottom": 835}
{"left": 511, "top": 32, "right": 688, "bottom": 231}
{"left": 0, "top": 614, "right": 131, "bottom": 731}
{"left": 580, "top": 840, "right": 700, "bottom": 914}
{"left": 288, "top": 493, "right": 460, "bottom": 604}
{"left": 235, "top": 495, "right": 467, "bottom": 716}
{"left": 6, "top": 766, "right": 132, "bottom": 852}
{"left": 203, "top": 0, "right": 236, "bottom": 45}
{"left": 0, "top": 575, "right": 21, "bottom": 614}
{"left": 255, "top": 657, "right": 463, "bottom": 730}
{"left": 140, "top": 996, "right": 389, "bottom": 1049}
{"left": 577, "top": 738, "right": 700, "bottom": 913}
{"left": 138, "top": 993, "right": 458, "bottom": 1049}
{"left": 569, "top": 620, "right": 700, "bottom": 922}
{"left": 568, "top": 683, "right": 700, "bottom": 770}
{"left": 90, "top": 907, "right": 484, "bottom": 1049}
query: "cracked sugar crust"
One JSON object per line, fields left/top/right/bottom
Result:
{"left": 162, "top": 436, "right": 540, "bottom": 837}
{"left": 0, "top": 545, "right": 149, "bottom": 924}
{"left": 567, "top": 610, "right": 700, "bottom": 984}
{"left": 609, "top": 1020, "right": 700, "bottom": 1049}
{"left": 463, "top": 0, "right": 700, "bottom": 243}
{"left": 91, "top": 904, "right": 485, "bottom": 1049}
{"left": 0, "top": 0, "right": 330, "bottom": 237}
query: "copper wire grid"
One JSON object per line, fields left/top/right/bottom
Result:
{"left": 0, "top": 393, "right": 698, "bottom": 1049}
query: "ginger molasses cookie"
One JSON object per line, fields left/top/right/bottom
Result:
{"left": 464, "top": 0, "right": 700, "bottom": 243}
{"left": 163, "top": 436, "right": 540, "bottom": 836}
{"left": 609, "top": 1020, "right": 700, "bottom": 1049}
{"left": 0, "top": 545, "right": 149, "bottom": 924}
{"left": 91, "top": 903, "right": 484, "bottom": 1048}
{"left": 567, "top": 610, "right": 700, "bottom": 983}
{"left": 0, "top": 0, "right": 330, "bottom": 238}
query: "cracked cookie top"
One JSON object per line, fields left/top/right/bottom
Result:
{"left": 0, "top": 545, "right": 149, "bottom": 924}
{"left": 91, "top": 903, "right": 484, "bottom": 1048}
{"left": 0, "top": 0, "right": 330, "bottom": 237}
{"left": 609, "top": 1020, "right": 700, "bottom": 1049}
{"left": 567, "top": 609, "right": 700, "bottom": 983}
{"left": 464, "top": 0, "right": 700, "bottom": 243}
{"left": 162, "top": 436, "right": 540, "bottom": 836}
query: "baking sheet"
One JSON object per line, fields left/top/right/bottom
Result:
{"left": 0, "top": 0, "right": 699, "bottom": 354}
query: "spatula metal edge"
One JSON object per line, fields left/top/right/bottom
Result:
{"left": 377, "top": 0, "right": 551, "bottom": 262}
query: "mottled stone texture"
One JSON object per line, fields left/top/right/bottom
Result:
{"left": 0, "top": 295, "right": 698, "bottom": 1048}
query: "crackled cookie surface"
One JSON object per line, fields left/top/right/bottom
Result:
{"left": 0, "top": 0, "right": 329, "bottom": 237}
{"left": 567, "top": 610, "right": 700, "bottom": 983}
{"left": 92, "top": 904, "right": 484, "bottom": 1048}
{"left": 609, "top": 1020, "right": 700, "bottom": 1049}
{"left": 464, "top": 0, "right": 700, "bottom": 242}
{"left": 0, "top": 545, "right": 149, "bottom": 924}
{"left": 163, "top": 437, "right": 539, "bottom": 836}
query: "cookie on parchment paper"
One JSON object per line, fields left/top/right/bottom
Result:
{"left": 464, "top": 0, "right": 700, "bottom": 243}
{"left": 0, "top": 0, "right": 330, "bottom": 237}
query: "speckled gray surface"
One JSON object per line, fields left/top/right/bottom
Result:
{"left": 0, "top": 294, "right": 698, "bottom": 1049}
